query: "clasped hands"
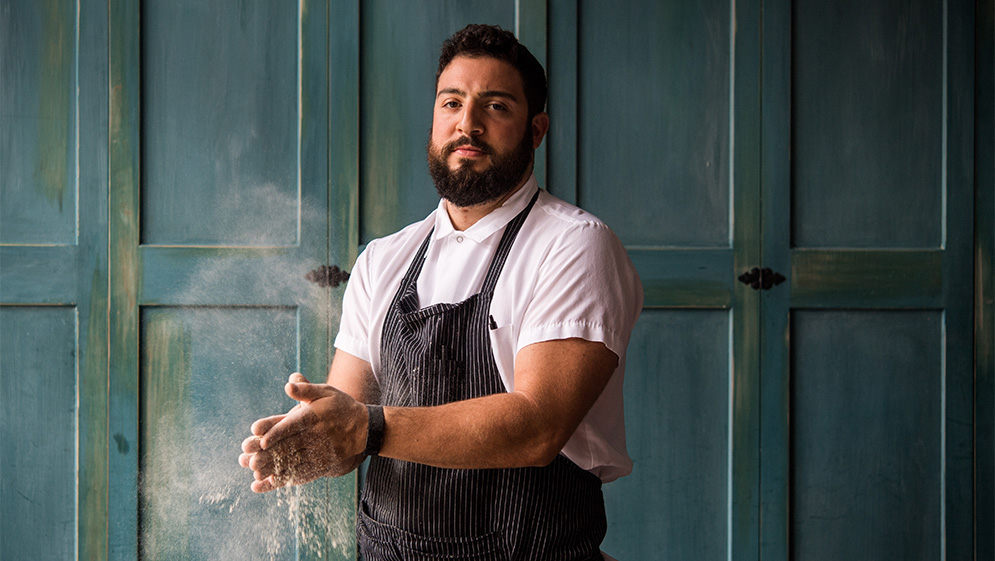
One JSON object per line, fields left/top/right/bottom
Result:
{"left": 238, "top": 373, "right": 368, "bottom": 493}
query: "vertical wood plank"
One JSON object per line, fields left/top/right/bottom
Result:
{"left": 942, "top": 1, "right": 979, "bottom": 556}
{"left": 78, "top": 0, "right": 110, "bottom": 559}
{"left": 759, "top": 1, "right": 792, "bottom": 558}
{"left": 108, "top": 0, "right": 141, "bottom": 558}
{"left": 731, "top": 0, "right": 764, "bottom": 558}
{"left": 546, "top": 0, "right": 578, "bottom": 203}
{"left": 975, "top": 1, "right": 995, "bottom": 558}
{"left": 515, "top": 0, "right": 547, "bottom": 187}
{"left": 602, "top": 310, "right": 732, "bottom": 560}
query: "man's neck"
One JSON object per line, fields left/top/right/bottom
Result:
{"left": 443, "top": 174, "right": 531, "bottom": 232}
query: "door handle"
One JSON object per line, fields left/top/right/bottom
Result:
{"left": 737, "top": 267, "right": 786, "bottom": 291}
{"left": 305, "top": 265, "right": 350, "bottom": 288}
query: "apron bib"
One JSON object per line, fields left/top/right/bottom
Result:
{"left": 358, "top": 191, "right": 606, "bottom": 561}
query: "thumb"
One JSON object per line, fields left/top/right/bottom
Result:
{"left": 289, "top": 372, "right": 310, "bottom": 384}
{"left": 285, "top": 377, "right": 336, "bottom": 403}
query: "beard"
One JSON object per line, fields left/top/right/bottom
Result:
{"left": 427, "top": 127, "right": 534, "bottom": 208}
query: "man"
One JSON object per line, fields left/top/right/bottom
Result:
{"left": 240, "top": 24, "right": 642, "bottom": 560}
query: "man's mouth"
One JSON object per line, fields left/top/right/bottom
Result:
{"left": 452, "top": 145, "right": 487, "bottom": 158}
{"left": 445, "top": 137, "right": 491, "bottom": 159}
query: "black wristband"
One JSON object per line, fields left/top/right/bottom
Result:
{"left": 364, "top": 404, "right": 385, "bottom": 457}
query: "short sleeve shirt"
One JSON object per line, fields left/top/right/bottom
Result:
{"left": 334, "top": 175, "right": 643, "bottom": 482}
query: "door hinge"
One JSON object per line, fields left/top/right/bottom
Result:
{"left": 737, "top": 267, "right": 786, "bottom": 291}
{"left": 305, "top": 265, "right": 350, "bottom": 288}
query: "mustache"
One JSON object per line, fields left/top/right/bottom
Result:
{"left": 443, "top": 136, "right": 492, "bottom": 156}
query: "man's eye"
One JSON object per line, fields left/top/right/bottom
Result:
{"left": 487, "top": 103, "right": 507, "bottom": 111}
{"left": 443, "top": 101, "right": 461, "bottom": 109}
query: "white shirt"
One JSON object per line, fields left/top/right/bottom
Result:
{"left": 334, "top": 175, "right": 643, "bottom": 482}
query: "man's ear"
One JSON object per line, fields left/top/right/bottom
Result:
{"left": 531, "top": 112, "right": 550, "bottom": 149}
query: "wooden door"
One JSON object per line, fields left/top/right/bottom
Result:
{"left": 760, "top": 1, "right": 977, "bottom": 558}
{"left": 1, "top": 1, "right": 108, "bottom": 559}
{"left": 107, "top": 1, "right": 352, "bottom": 559}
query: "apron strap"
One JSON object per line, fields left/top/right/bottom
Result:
{"left": 479, "top": 188, "right": 540, "bottom": 294}
{"left": 394, "top": 187, "right": 541, "bottom": 311}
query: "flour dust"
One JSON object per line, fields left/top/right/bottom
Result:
{"left": 139, "top": 186, "right": 353, "bottom": 560}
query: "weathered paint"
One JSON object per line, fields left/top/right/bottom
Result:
{"left": 139, "top": 314, "right": 192, "bottom": 559}
{"left": 0, "top": 0, "right": 76, "bottom": 244}
{"left": 108, "top": 0, "right": 141, "bottom": 557}
{"left": 0, "top": 306, "right": 77, "bottom": 561}
{"left": 80, "top": 265, "right": 109, "bottom": 561}
{"left": 791, "top": 249, "right": 944, "bottom": 307}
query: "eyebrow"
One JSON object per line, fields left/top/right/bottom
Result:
{"left": 436, "top": 87, "right": 519, "bottom": 102}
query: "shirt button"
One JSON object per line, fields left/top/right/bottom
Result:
{"left": 456, "top": 235, "right": 464, "bottom": 243}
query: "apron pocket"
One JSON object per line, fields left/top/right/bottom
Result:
{"left": 359, "top": 505, "right": 508, "bottom": 561}
{"left": 395, "top": 530, "right": 508, "bottom": 561}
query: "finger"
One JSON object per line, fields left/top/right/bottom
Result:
{"left": 238, "top": 452, "right": 253, "bottom": 468}
{"left": 251, "top": 475, "right": 283, "bottom": 494}
{"left": 258, "top": 412, "right": 306, "bottom": 450}
{"left": 248, "top": 451, "right": 276, "bottom": 476}
{"left": 250, "top": 414, "right": 286, "bottom": 437}
{"left": 241, "top": 435, "right": 263, "bottom": 454}
{"left": 289, "top": 372, "right": 310, "bottom": 384}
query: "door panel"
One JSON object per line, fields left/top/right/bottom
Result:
{"left": 603, "top": 310, "right": 731, "bottom": 560}
{"left": 0, "top": 307, "right": 77, "bottom": 561}
{"left": 762, "top": 0, "right": 977, "bottom": 559}
{"left": 140, "top": 1, "right": 300, "bottom": 247}
{"left": 791, "top": 0, "right": 944, "bottom": 249}
{"left": 0, "top": 0, "right": 77, "bottom": 245}
{"left": 551, "top": 0, "right": 760, "bottom": 558}
{"left": 577, "top": 0, "right": 731, "bottom": 248}
{"left": 790, "top": 311, "right": 943, "bottom": 560}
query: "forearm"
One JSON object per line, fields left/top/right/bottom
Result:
{"left": 380, "top": 391, "right": 565, "bottom": 469}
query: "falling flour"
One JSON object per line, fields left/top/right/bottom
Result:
{"left": 138, "top": 186, "right": 354, "bottom": 560}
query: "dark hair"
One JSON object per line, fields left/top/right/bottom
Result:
{"left": 436, "top": 24, "right": 547, "bottom": 118}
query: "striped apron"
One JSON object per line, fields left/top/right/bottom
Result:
{"left": 357, "top": 190, "right": 607, "bottom": 560}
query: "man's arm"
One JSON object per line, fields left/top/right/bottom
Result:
{"left": 246, "top": 337, "right": 617, "bottom": 492}
{"left": 379, "top": 337, "right": 617, "bottom": 468}
{"left": 326, "top": 348, "right": 380, "bottom": 404}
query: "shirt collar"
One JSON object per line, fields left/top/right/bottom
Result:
{"left": 433, "top": 174, "right": 539, "bottom": 243}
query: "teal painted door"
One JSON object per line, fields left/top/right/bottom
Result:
{"left": 1, "top": 1, "right": 108, "bottom": 559}
{"left": 106, "top": 1, "right": 353, "bottom": 559}
{"left": 760, "top": 1, "right": 977, "bottom": 558}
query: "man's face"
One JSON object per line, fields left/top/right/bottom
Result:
{"left": 427, "top": 55, "right": 546, "bottom": 208}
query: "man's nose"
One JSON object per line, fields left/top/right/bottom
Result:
{"left": 457, "top": 103, "right": 484, "bottom": 136}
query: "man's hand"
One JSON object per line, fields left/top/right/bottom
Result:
{"left": 238, "top": 373, "right": 368, "bottom": 493}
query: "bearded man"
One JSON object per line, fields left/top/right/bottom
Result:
{"left": 240, "top": 24, "right": 642, "bottom": 561}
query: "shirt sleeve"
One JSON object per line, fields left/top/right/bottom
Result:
{"left": 516, "top": 222, "right": 643, "bottom": 357}
{"left": 333, "top": 242, "right": 375, "bottom": 363}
